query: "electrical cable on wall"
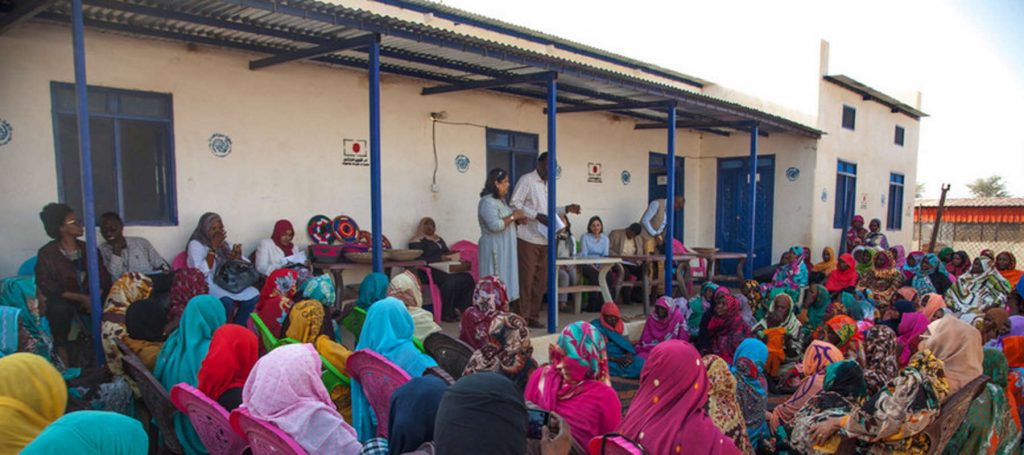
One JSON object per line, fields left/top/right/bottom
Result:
{"left": 429, "top": 111, "right": 487, "bottom": 191}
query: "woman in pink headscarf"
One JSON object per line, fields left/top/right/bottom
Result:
{"left": 242, "top": 343, "right": 361, "bottom": 454}
{"left": 634, "top": 296, "right": 688, "bottom": 358}
{"left": 619, "top": 340, "right": 739, "bottom": 454}
{"left": 896, "top": 311, "right": 930, "bottom": 367}
{"left": 706, "top": 288, "right": 752, "bottom": 364}
{"left": 458, "top": 276, "right": 509, "bottom": 350}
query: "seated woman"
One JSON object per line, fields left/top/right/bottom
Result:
{"left": 705, "top": 288, "right": 752, "bottom": 364}
{"left": 388, "top": 271, "right": 441, "bottom": 341}
{"left": 788, "top": 359, "right": 868, "bottom": 454}
{"left": 197, "top": 324, "right": 258, "bottom": 411}
{"left": 459, "top": 276, "right": 510, "bottom": 349}
{"left": 254, "top": 219, "right": 305, "bottom": 276}
{"left": 0, "top": 353, "right": 67, "bottom": 453}
{"left": 819, "top": 315, "right": 864, "bottom": 363}
{"left": 619, "top": 340, "right": 739, "bottom": 454}
{"left": 0, "top": 276, "right": 51, "bottom": 361}
{"left": 947, "top": 256, "right": 1013, "bottom": 328}
{"left": 857, "top": 250, "right": 904, "bottom": 311}
{"left": 981, "top": 308, "right": 1011, "bottom": 348}
{"left": 763, "top": 247, "right": 808, "bottom": 301}
{"left": 863, "top": 218, "right": 889, "bottom": 250}
{"left": 769, "top": 340, "right": 843, "bottom": 432}
{"left": 752, "top": 291, "right": 802, "bottom": 383}
{"left": 167, "top": 268, "right": 208, "bottom": 331}
{"left": 813, "top": 246, "right": 838, "bottom": 277}
{"left": 635, "top": 296, "right": 687, "bottom": 358}
{"left": 253, "top": 268, "right": 299, "bottom": 338}
{"left": 741, "top": 280, "right": 769, "bottom": 321}
{"left": 371, "top": 376, "right": 448, "bottom": 455}
{"left": 912, "top": 253, "right": 952, "bottom": 296}
{"left": 825, "top": 253, "right": 859, "bottom": 297}
{"left": 730, "top": 338, "right": 770, "bottom": 451}
{"left": 356, "top": 272, "right": 388, "bottom": 310}
{"left": 996, "top": 251, "right": 1024, "bottom": 288}
{"left": 578, "top": 216, "right": 612, "bottom": 312}
{"left": 21, "top": 410, "right": 148, "bottom": 455}
{"left": 800, "top": 284, "right": 831, "bottom": 340}
{"left": 592, "top": 302, "right": 643, "bottom": 379}
{"left": 947, "top": 250, "right": 972, "bottom": 277}
{"left": 463, "top": 313, "right": 537, "bottom": 393}
{"left": 123, "top": 297, "right": 167, "bottom": 370}
{"left": 434, "top": 373, "right": 528, "bottom": 454}
{"left": 902, "top": 251, "right": 924, "bottom": 281}
{"left": 525, "top": 321, "right": 620, "bottom": 447}
{"left": 897, "top": 310, "right": 930, "bottom": 367}
{"left": 35, "top": 203, "right": 113, "bottom": 365}
{"left": 186, "top": 212, "right": 259, "bottom": 325}
{"left": 921, "top": 293, "right": 948, "bottom": 321}
{"left": 243, "top": 344, "right": 361, "bottom": 454}
{"left": 703, "top": 355, "right": 755, "bottom": 454}
{"left": 409, "top": 217, "right": 475, "bottom": 321}
{"left": 851, "top": 246, "right": 875, "bottom": 275}
{"left": 154, "top": 295, "right": 227, "bottom": 454}
{"left": 351, "top": 298, "right": 437, "bottom": 441}
{"left": 687, "top": 282, "right": 719, "bottom": 338}
{"left": 861, "top": 325, "right": 899, "bottom": 396}
{"left": 944, "top": 348, "right": 1022, "bottom": 454}
{"left": 99, "top": 211, "right": 169, "bottom": 280}
{"left": 101, "top": 272, "right": 153, "bottom": 376}
{"left": 282, "top": 299, "right": 353, "bottom": 420}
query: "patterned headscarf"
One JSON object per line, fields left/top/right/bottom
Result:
{"left": 463, "top": 313, "right": 534, "bottom": 383}
{"left": 825, "top": 315, "right": 861, "bottom": 353}
{"left": 471, "top": 275, "right": 509, "bottom": 314}
{"left": 101, "top": 273, "right": 153, "bottom": 374}
{"left": 702, "top": 354, "right": 754, "bottom": 454}
{"left": 255, "top": 269, "right": 299, "bottom": 335}
{"left": 863, "top": 325, "right": 900, "bottom": 395}
{"left": 912, "top": 254, "right": 940, "bottom": 295}
{"left": 947, "top": 256, "right": 1013, "bottom": 323}
{"left": 285, "top": 300, "right": 325, "bottom": 343}
{"left": 168, "top": 268, "right": 208, "bottom": 323}
{"left": 823, "top": 359, "right": 868, "bottom": 400}
{"left": 741, "top": 280, "right": 767, "bottom": 318}
{"left": 549, "top": 321, "right": 610, "bottom": 393}
{"left": 301, "top": 273, "right": 334, "bottom": 306}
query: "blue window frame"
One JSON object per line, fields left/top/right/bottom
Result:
{"left": 894, "top": 125, "right": 905, "bottom": 146}
{"left": 842, "top": 105, "right": 856, "bottom": 130}
{"left": 486, "top": 128, "right": 538, "bottom": 191}
{"left": 50, "top": 82, "right": 177, "bottom": 225}
{"left": 887, "top": 173, "right": 905, "bottom": 230}
{"left": 833, "top": 160, "right": 857, "bottom": 228}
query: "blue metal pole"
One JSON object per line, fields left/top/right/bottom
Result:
{"left": 368, "top": 38, "right": 383, "bottom": 273}
{"left": 546, "top": 75, "right": 558, "bottom": 334}
{"left": 71, "top": 0, "right": 104, "bottom": 364}
{"left": 663, "top": 106, "right": 676, "bottom": 293}
{"left": 746, "top": 123, "right": 759, "bottom": 279}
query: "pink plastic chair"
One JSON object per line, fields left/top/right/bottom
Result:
{"left": 449, "top": 240, "right": 479, "bottom": 281}
{"left": 420, "top": 267, "right": 444, "bottom": 323}
{"left": 346, "top": 350, "right": 412, "bottom": 437}
{"left": 229, "top": 407, "right": 307, "bottom": 455}
{"left": 588, "top": 434, "right": 647, "bottom": 454}
{"left": 171, "top": 384, "right": 249, "bottom": 455}
{"left": 171, "top": 251, "right": 188, "bottom": 272}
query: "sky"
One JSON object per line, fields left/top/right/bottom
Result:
{"left": 439, "top": 0, "right": 1024, "bottom": 199}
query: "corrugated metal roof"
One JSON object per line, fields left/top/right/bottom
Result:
{"left": 824, "top": 75, "right": 927, "bottom": 120}
{"left": 12, "top": 0, "right": 823, "bottom": 137}
{"left": 915, "top": 198, "right": 1024, "bottom": 208}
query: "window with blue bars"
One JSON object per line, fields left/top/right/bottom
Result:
{"left": 894, "top": 126, "right": 905, "bottom": 146}
{"left": 888, "top": 173, "right": 905, "bottom": 230}
{"left": 486, "top": 128, "right": 539, "bottom": 191}
{"left": 51, "top": 82, "right": 177, "bottom": 225}
{"left": 833, "top": 160, "right": 857, "bottom": 228}
{"left": 842, "top": 105, "right": 856, "bottom": 130}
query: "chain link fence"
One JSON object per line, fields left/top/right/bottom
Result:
{"left": 913, "top": 221, "right": 1024, "bottom": 259}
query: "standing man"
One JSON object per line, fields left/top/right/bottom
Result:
{"left": 511, "top": 152, "right": 580, "bottom": 328}
{"left": 639, "top": 195, "right": 685, "bottom": 254}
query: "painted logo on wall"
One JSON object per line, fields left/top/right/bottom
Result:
{"left": 621, "top": 170, "right": 631, "bottom": 185}
{"left": 343, "top": 139, "right": 369, "bottom": 167}
{"left": 208, "top": 133, "right": 232, "bottom": 157}
{"left": 587, "top": 162, "right": 602, "bottom": 183}
{"left": 556, "top": 164, "right": 562, "bottom": 180}
{"left": 785, "top": 167, "right": 800, "bottom": 182}
{"left": 0, "top": 119, "right": 13, "bottom": 146}
{"left": 821, "top": 190, "right": 828, "bottom": 202}
{"left": 454, "top": 154, "right": 470, "bottom": 173}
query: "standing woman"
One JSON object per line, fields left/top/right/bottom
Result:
{"left": 845, "top": 215, "right": 867, "bottom": 253}
{"left": 35, "top": 203, "right": 113, "bottom": 365}
{"left": 477, "top": 169, "right": 526, "bottom": 303}
{"left": 409, "top": 217, "right": 475, "bottom": 321}
{"left": 254, "top": 219, "right": 304, "bottom": 276}
{"left": 186, "top": 212, "right": 259, "bottom": 325}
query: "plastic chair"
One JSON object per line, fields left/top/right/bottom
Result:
{"left": 229, "top": 407, "right": 307, "bottom": 455}
{"left": 449, "top": 240, "right": 479, "bottom": 281}
{"left": 423, "top": 332, "right": 473, "bottom": 380}
{"left": 419, "top": 267, "right": 444, "bottom": 323}
{"left": 346, "top": 350, "right": 412, "bottom": 438}
{"left": 341, "top": 307, "right": 367, "bottom": 344}
{"left": 588, "top": 434, "right": 648, "bottom": 454}
{"left": 321, "top": 354, "right": 352, "bottom": 398}
{"left": 171, "top": 251, "right": 188, "bottom": 272}
{"left": 170, "top": 384, "right": 249, "bottom": 455}
{"left": 250, "top": 313, "right": 298, "bottom": 352}
{"left": 17, "top": 257, "right": 36, "bottom": 277}
{"left": 114, "top": 339, "right": 184, "bottom": 454}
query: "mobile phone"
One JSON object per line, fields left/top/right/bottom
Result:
{"left": 527, "top": 409, "right": 550, "bottom": 440}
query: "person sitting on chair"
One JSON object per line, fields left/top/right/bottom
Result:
{"left": 99, "top": 212, "right": 169, "bottom": 280}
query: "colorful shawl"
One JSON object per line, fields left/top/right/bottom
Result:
{"left": 619, "top": 341, "right": 739, "bottom": 454}
{"left": 938, "top": 247, "right": 955, "bottom": 263}
{"left": 824, "top": 315, "right": 863, "bottom": 358}
{"left": 301, "top": 273, "right": 335, "bottom": 306}
{"left": 254, "top": 268, "right": 299, "bottom": 337}
{"left": 802, "top": 284, "right": 831, "bottom": 336}
{"left": 463, "top": 313, "right": 537, "bottom": 392}
{"left": 101, "top": 273, "right": 153, "bottom": 375}
{"left": 459, "top": 276, "right": 509, "bottom": 350}
{"left": 769, "top": 340, "right": 842, "bottom": 431}
{"left": 813, "top": 247, "right": 838, "bottom": 274}
{"left": 768, "top": 246, "right": 809, "bottom": 291}
{"left": 858, "top": 250, "right": 904, "bottom": 308}
{"left": 911, "top": 254, "right": 940, "bottom": 295}
{"left": 864, "top": 219, "right": 889, "bottom": 250}
{"left": 986, "top": 315, "right": 1024, "bottom": 350}
{"left": 636, "top": 296, "right": 688, "bottom": 358}
{"left": 946, "top": 349, "right": 1022, "bottom": 455}
{"left": 703, "top": 354, "right": 755, "bottom": 454}
{"left": 921, "top": 293, "right": 947, "bottom": 320}
{"left": 789, "top": 359, "right": 867, "bottom": 454}
{"left": 825, "top": 253, "right": 859, "bottom": 293}
{"left": 593, "top": 302, "right": 643, "bottom": 378}
{"left": 168, "top": 268, "right": 208, "bottom": 324}
{"left": 947, "top": 256, "right": 1013, "bottom": 326}
{"left": 197, "top": 324, "right": 258, "bottom": 401}
{"left": 0, "top": 277, "right": 52, "bottom": 361}
{"left": 863, "top": 325, "right": 900, "bottom": 396}
{"left": 730, "top": 338, "right": 769, "bottom": 449}
{"left": 741, "top": 280, "right": 768, "bottom": 322}
{"left": 891, "top": 245, "right": 907, "bottom": 269}
{"left": 853, "top": 246, "right": 876, "bottom": 275}
{"left": 525, "top": 321, "right": 620, "bottom": 447}
{"left": 706, "top": 289, "right": 752, "bottom": 364}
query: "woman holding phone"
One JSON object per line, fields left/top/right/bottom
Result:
{"left": 186, "top": 212, "right": 259, "bottom": 325}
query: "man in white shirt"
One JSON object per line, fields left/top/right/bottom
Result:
{"left": 99, "top": 212, "right": 169, "bottom": 279}
{"left": 510, "top": 152, "right": 580, "bottom": 327}
{"left": 639, "top": 195, "right": 685, "bottom": 253}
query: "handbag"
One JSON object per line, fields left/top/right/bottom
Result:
{"left": 213, "top": 260, "right": 260, "bottom": 294}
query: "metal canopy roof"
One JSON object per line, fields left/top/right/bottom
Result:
{"left": 824, "top": 75, "right": 928, "bottom": 120}
{"left": 5, "top": 0, "right": 822, "bottom": 137}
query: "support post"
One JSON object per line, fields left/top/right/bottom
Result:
{"left": 546, "top": 75, "right": 558, "bottom": 334}
{"left": 747, "top": 123, "right": 759, "bottom": 279}
{"left": 368, "top": 38, "right": 383, "bottom": 272}
{"left": 928, "top": 183, "right": 951, "bottom": 252}
{"left": 71, "top": 0, "right": 104, "bottom": 364}
{"left": 663, "top": 106, "right": 677, "bottom": 293}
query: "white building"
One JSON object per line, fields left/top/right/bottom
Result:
{"left": 0, "top": 0, "right": 923, "bottom": 278}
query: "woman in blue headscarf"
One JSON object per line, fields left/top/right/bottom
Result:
{"left": 154, "top": 295, "right": 226, "bottom": 455}
{"left": 0, "top": 277, "right": 52, "bottom": 360}
{"left": 21, "top": 410, "right": 148, "bottom": 454}
{"left": 356, "top": 273, "right": 389, "bottom": 310}
{"left": 350, "top": 297, "right": 437, "bottom": 441}
{"left": 731, "top": 338, "right": 770, "bottom": 450}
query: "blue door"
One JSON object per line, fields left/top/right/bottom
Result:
{"left": 648, "top": 152, "right": 685, "bottom": 240}
{"left": 715, "top": 156, "right": 775, "bottom": 271}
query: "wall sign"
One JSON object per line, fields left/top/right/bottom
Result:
{"left": 343, "top": 139, "right": 368, "bottom": 166}
{"left": 0, "top": 119, "right": 11, "bottom": 146}
{"left": 208, "top": 133, "right": 232, "bottom": 157}
{"left": 587, "top": 162, "right": 602, "bottom": 183}
{"left": 859, "top": 193, "right": 870, "bottom": 210}
{"left": 621, "top": 170, "right": 631, "bottom": 185}
{"left": 881, "top": 194, "right": 886, "bottom": 206}
{"left": 785, "top": 167, "right": 800, "bottom": 182}
{"left": 454, "top": 154, "right": 470, "bottom": 173}
{"left": 821, "top": 190, "right": 828, "bottom": 202}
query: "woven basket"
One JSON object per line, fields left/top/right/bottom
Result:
{"left": 389, "top": 249, "right": 423, "bottom": 261}
{"left": 345, "top": 251, "right": 393, "bottom": 264}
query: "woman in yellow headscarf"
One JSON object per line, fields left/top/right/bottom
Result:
{"left": 0, "top": 353, "right": 68, "bottom": 452}
{"left": 283, "top": 300, "right": 353, "bottom": 420}
{"left": 813, "top": 247, "right": 838, "bottom": 275}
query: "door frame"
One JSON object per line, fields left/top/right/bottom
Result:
{"left": 647, "top": 151, "right": 685, "bottom": 240}
{"left": 714, "top": 155, "right": 775, "bottom": 270}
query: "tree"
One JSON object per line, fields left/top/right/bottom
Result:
{"left": 915, "top": 182, "right": 926, "bottom": 199}
{"left": 967, "top": 176, "right": 1010, "bottom": 198}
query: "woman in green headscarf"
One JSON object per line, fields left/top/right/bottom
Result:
{"left": 154, "top": 295, "right": 226, "bottom": 455}
{"left": 21, "top": 411, "right": 148, "bottom": 454}
{"left": 687, "top": 282, "right": 718, "bottom": 337}
{"left": 800, "top": 284, "right": 831, "bottom": 340}
{"left": 852, "top": 246, "right": 876, "bottom": 275}
{"left": 944, "top": 348, "right": 1021, "bottom": 454}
